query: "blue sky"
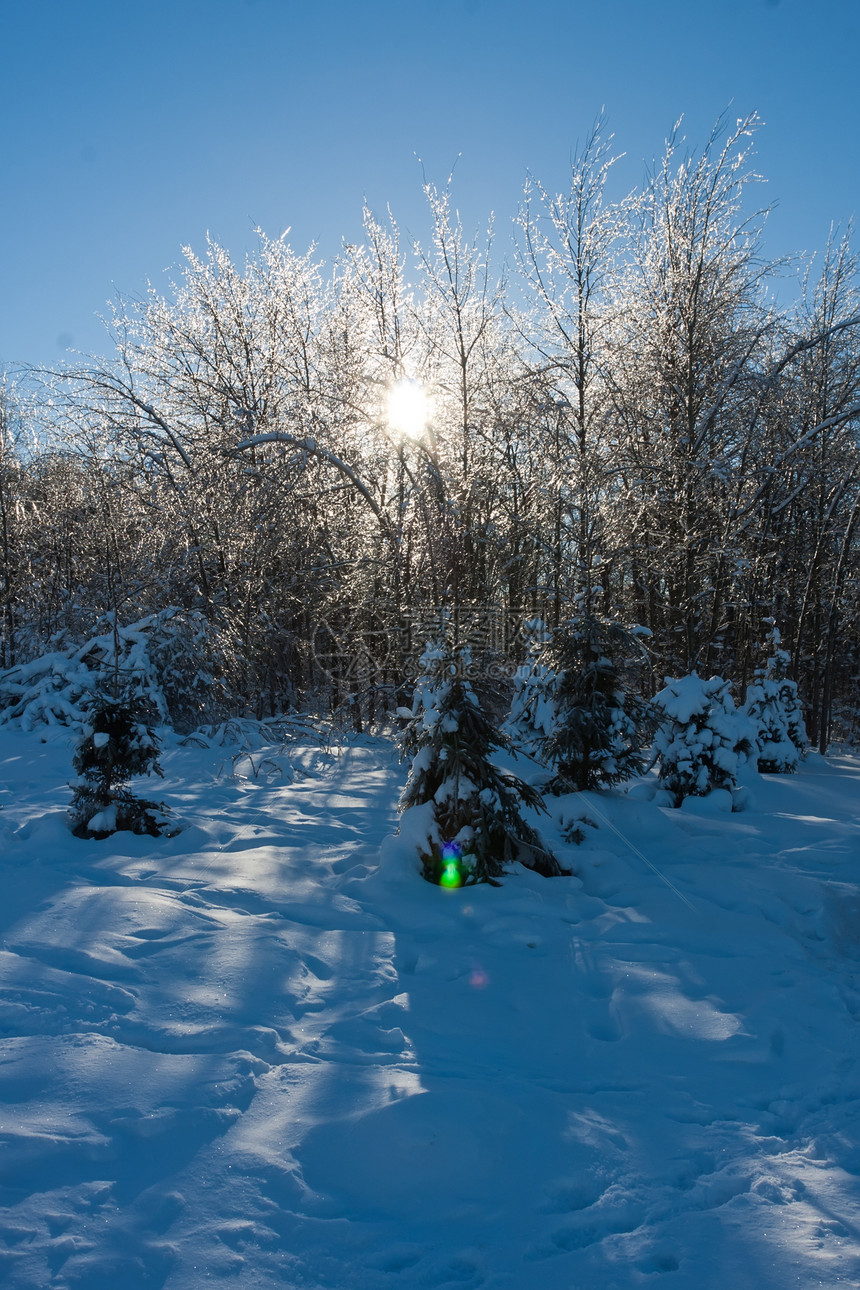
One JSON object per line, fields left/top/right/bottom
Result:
{"left": 2, "top": 0, "right": 858, "bottom": 370}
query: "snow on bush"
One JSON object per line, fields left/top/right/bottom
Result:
{"left": 744, "top": 680, "right": 800, "bottom": 773}
{"left": 654, "top": 673, "right": 757, "bottom": 809}
{"left": 0, "top": 608, "right": 226, "bottom": 733}
{"left": 743, "top": 623, "right": 807, "bottom": 772}
{"left": 399, "top": 637, "right": 563, "bottom": 885}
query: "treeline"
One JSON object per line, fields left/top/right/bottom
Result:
{"left": 1, "top": 114, "right": 859, "bottom": 746}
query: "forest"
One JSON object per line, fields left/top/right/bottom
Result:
{"left": 1, "top": 114, "right": 858, "bottom": 749}
{"left": 3, "top": 107, "right": 860, "bottom": 1287}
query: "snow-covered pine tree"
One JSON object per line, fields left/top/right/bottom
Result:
{"left": 70, "top": 694, "right": 174, "bottom": 839}
{"left": 743, "top": 621, "right": 807, "bottom": 771}
{"left": 540, "top": 612, "right": 652, "bottom": 793}
{"left": 399, "top": 637, "right": 563, "bottom": 885}
{"left": 506, "top": 618, "right": 558, "bottom": 760}
{"left": 654, "top": 673, "right": 757, "bottom": 807}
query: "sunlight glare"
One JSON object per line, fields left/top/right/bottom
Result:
{"left": 388, "top": 378, "right": 427, "bottom": 440}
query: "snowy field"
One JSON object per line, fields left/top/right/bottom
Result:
{"left": 1, "top": 725, "right": 859, "bottom": 1289}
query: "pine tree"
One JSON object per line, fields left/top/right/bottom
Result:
{"left": 541, "top": 613, "right": 652, "bottom": 793}
{"left": 399, "top": 637, "right": 563, "bottom": 885}
{"left": 506, "top": 618, "right": 558, "bottom": 760}
{"left": 70, "top": 694, "right": 174, "bottom": 839}
{"left": 654, "top": 673, "right": 757, "bottom": 807}
{"left": 745, "top": 621, "right": 807, "bottom": 771}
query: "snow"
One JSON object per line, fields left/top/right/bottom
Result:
{"left": 1, "top": 726, "right": 860, "bottom": 1288}
{"left": 655, "top": 673, "right": 723, "bottom": 727}
{"left": 84, "top": 803, "right": 118, "bottom": 834}
{"left": 654, "top": 675, "right": 757, "bottom": 808}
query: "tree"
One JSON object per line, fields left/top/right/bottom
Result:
{"left": 609, "top": 113, "right": 777, "bottom": 673}
{"left": 399, "top": 636, "right": 563, "bottom": 885}
{"left": 541, "top": 612, "right": 652, "bottom": 793}
{"left": 785, "top": 229, "right": 860, "bottom": 748}
{"left": 12, "top": 124, "right": 857, "bottom": 745}
{"left": 70, "top": 693, "right": 173, "bottom": 839}
{"left": 654, "top": 673, "right": 756, "bottom": 807}
{"left": 743, "top": 621, "right": 807, "bottom": 772}
{"left": 411, "top": 180, "right": 513, "bottom": 608}
{"left": 517, "top": 114, "right": 622, "bottom": 618}
{"left": 506, "top": 617, "right": 557, "bottom": 759}
{"left": 0, "top": 376, "right": 26, "bottom": 669}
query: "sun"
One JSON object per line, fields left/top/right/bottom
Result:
{"left": 387, "top": 378, "right": 428, "bottom": 440}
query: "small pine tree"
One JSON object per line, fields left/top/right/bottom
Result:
{"left": 654, "top": 673, "right": 757, "bottom": 807}
{"left": 541, "top": 613, "right": 652, "bottom": 793}
{"left": 743, "top": 621, "right": 807, "bottom": 771}
{"left": 70, "top": 694, "right": 174, "bottom": 839}
{"left": 506, "top": 618, "right": 558, "bottom": 760}
{"left": 399, "top": 637, "right": 564, "bottom": 885}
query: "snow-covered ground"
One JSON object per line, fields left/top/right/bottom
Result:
{"left": 1, "top": 725, "right": 859, "bottom": 1289}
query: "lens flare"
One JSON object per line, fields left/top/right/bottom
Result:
{"left": 439, "top": 840, "right": 464, "bottom": 888}
{"left": 440, "top": 861, "right": 463, "bottom": 889}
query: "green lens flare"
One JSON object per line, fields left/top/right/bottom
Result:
{"left": 440, "top": 861, "right": 463, "bottom": 889}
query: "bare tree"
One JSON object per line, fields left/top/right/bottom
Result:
{"left": 609, "top": 112, "right": 778, "bottom": 671}
{"left": 517, "top": 113, "right": 624, "bottom": 618}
